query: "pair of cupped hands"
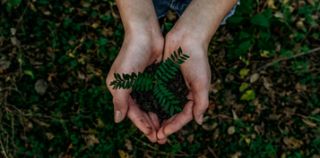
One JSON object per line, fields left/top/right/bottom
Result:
{"left": 106, "top": 25, "right": 211, "bottom": 144}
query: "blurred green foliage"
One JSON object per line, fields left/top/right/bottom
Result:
{"left": 1, "top": 0, "right": 320, "bottom": 157}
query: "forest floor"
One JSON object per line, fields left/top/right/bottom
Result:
{"left": 1, "top": 0, "right": 320, "bottom": 157}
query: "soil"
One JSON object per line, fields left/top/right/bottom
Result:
{"left": 131, "top": 63, "right": 189, "bottom": 121}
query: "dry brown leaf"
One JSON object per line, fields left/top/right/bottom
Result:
{"left": 307, "top": 0, "right": 315, "bottom": 5}
{"left": 230, "top": 152, "right": 242, "bottom": 158}
{"left": 283, "top": 137, "right": 303, "bottom": 149}
{"left": 35, "top": 79, "right": 48, "bottom": 95}
{"left": 187, "top": 134, "right": 194, "bottom": 143}
{"left": 84, "top": 134, "right": 99, "bottom": 146}
{"left": 302, "top": 119, "right": 317, "bottom": 128}
{"left": 263, "top": 77, "right": 272, "bottom": 90}
{"left": 311, "top": 108, "right": 320, "bottom": 115}
{"left": 312, "top": 155, "right": 320, "bottom": 158}
{"left": 0, "top": 56, "right": 10, "bottom": 72}
{"left": 250, "top": 73, "right": 260, "bottom": 83}
{"left": 295, "top": 83, "right": 307, "bottom": 92}
{"left": 46, "top": 132, "right": 54, "bottom": 140}
{"left": 267, "top": 0, "right": 276, "bottom": 9}
{"left": 10, "top": 37, "right": 20, "bottom": 46}
{"left": 118, "top": 150, "right": 130, "bottom": 158}
{"left": 167, "top": 10, "right": 177, "bottom": 21}
{"left": 125, "top": 139, "right": 133, "bottom": 151}
{"left": 227, "top": 126, "right": 236, "bottom": 135}
{"left": 202, "top": 122, "right": 218, "bottom": 131}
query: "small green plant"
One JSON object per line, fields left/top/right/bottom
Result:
{"left": 110, "top": 48, "right": 189, "bottom": 116}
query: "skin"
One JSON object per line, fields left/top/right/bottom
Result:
{"left": 106, "top": 0, "right": 237, "bottom": 144}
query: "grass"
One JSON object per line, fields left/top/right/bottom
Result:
{"left": 0, "top": 0, "right": 320, "bottom": 157}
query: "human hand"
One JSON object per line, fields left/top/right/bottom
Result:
{"left": 156, "top": 31, "right": 211, "bottom": 144}
{"left": 154, "top": 0, "right": 238, "bottom": 144}
{"left": 106, "top": 32, "right": 164, "bottom": 142}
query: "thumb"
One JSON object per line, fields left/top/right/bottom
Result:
{"left": 112, "top": 90, "right": 130, "bottom": 123}
{"left": 193, "top": 89, "right": 209, "bottom": 125}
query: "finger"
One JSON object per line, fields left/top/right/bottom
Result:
{"left": 148, "top": 112, "right": 160, "bottom": 130}
{"left": 112, "top": 90, "right": 130, "bottom": 123}
{"left": 187, "top": 92, "right": 193, "bottom": 100}
{"left": 157, "top": 102, "right": 193, "bottom": 140}
{"left": 156, "top": 114, "right": 177, "bottom": 140}
{"left": 157, "top": 138, "right": 167, "bottom": 144}
{"left": 142, "top": 112, "right": 158, "bottom": 143}
{"left": 156, "top": 117, "right": 173, "bottom": 144}
{"left": 192, "top": 89, "right": 209, "bottom": 125}
{"left": 127, "top": 100, "right": 157, "bottom": 142}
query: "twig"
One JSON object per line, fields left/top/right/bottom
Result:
{"left": 0, "top": 139, "right": 9, "bottom": 158}
{"left": 256, "top": 47, "right": 320, "bottom": 72}
{"left": 295, "top": 113, "right": 320, "bottom": 122}
{"left": 207, "top": 146, "right": 218, "bottom": 158}
{"left": 133, "top": 137, "right": 158, "bottom": 151}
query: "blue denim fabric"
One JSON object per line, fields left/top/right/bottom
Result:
{"left": 153, "top": 0, "right": 240, "bottom": 24}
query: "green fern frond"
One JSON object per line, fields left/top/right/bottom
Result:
{"left": 110, "top": 47, "right": 189, "bottom": 116}
{"left": 132, "top": 73, "right": 154, "bottom": 91}
{"left": 153, "top": 81, "right": 181, "bottom": 115}
{"left": 155, "top": 47, "right": 189, "bottom": 82}
{"left": 110, "top": 72, "right": 154, "bottom": 91}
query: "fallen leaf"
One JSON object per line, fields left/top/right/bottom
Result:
{"left": 202, "top": 122, "right": 218, "bottom": 131}
{"left": 307, "top": 0, "right": 315, "bottom": 5}
{"left": 244, "top": 137, "right": 251, "bottom": 144}
{"left": 263, "top": 77, "right": 272, "bottom": 90}
{"left": 118, "top": 150, "right": 130, "bottom": 158}
{"left": 283, "top": 137, "right": 303, "bottom": 149}
{"left": 250, "top": 73, "right": 260, "bottom": 83}
{"left": 295, "top": 83, "right": 307, "bottom": 92}
{"left": 125, "top": 139, "right": 133, "bottom": 151}
{"left": 267, "top": 0, "right": 276, "bottom": 9}
{"left": 35, "top": 79, "right": 48, "bottom": 95}
{"left": 10, "top": 37, "right": 20, "bottom": 46}
{"left": 230, "top": 152, "right": 242, "bottom": 158}
{"left": 260, "top": 50, "right": 271, "bottom": 58}
{"left": 46, "top": 132, "right": 54, "bottom": 140}
{"left": 241, "top": 90, "right": 256, "bottom": 101}
{"left": 0, "top": 56, "right": 10, "bottom": 72}
{"left": 187, "top": 134, "right": 194, "bottom": 143}
{"left": 239, "top": 82, "right": 249, "bottom": 92}
{"left": 302, "top": 119, "right": 317, "bottom": 128}
{"left": 228, "top": 126, "right": 236, "bottom": 135}
{"left": 240, "top": 68, "right": 250, "bottom": 79}
{"left": 84, "top": 134, "right": 99, "bottom": 147}
{"left": 232, "top": 110, "right": 239, "bottom": 120}
{"left": 10, "top": 28, "right": 17, "bottom": 35}
{"left": 311, "top": 108, "right": 320, "bottom": 115}
{"left": 96, "top": 118, "right": 105, "bottom": 128}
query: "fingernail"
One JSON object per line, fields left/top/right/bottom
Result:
{"left": 157, "top": 130, "right": 166, "bottom": 140}
{"left": 198, "top": 115, "right": 204, "bottom": 125}
{"left": 114, "top": 110, "right": 122, "bottom": 123}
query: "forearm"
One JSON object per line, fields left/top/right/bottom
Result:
{"left": 116, "top": 0, "right": 161, "bottom": 36}
{"left": 171, "top": 0, "right": 238, "bottom": 45}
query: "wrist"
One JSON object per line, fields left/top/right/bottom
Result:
{"left": 124, "top": 28, "right": 164, "bottom": 58}
{"left": 166, "top": 27, "right": 210, "bottom": 51}
{"left": 124, "top": 19, "right": 163, "bottom": 42}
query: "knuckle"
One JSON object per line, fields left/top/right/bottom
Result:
{"left": 195, "top": 97, "right": 209, "bottom": 111}
{"left": 112, "top": 97, "right": 123, "bottom": 107}
{"left": 201, "top": 99, "right": 209, "bottom": 109}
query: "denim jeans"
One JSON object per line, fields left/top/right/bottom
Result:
{"left": 153, "top": 0, "right": 240, "bottom": 24}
